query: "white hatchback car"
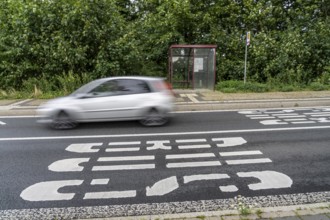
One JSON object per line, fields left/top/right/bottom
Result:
{"left": 37, "top": 76, "right": 174, "bottom": 129}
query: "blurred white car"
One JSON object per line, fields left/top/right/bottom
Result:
{"left": 37, "top": 76, "right": 174, "bottom": 129}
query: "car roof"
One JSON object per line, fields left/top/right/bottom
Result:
{"left": 97, "top": 76, "right": 165, "bottom": 82}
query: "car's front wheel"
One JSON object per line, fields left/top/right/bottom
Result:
{"left": 51, "top": 111, "right": 77, "bottom": 129}
{"left": 140, "top": 109, "right": 168, "bottom": 126}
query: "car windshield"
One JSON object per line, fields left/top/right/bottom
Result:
{"left": 70, "top": 79, "right": 103, "bottom": 96}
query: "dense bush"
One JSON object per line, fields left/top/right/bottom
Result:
{"left": 0, "top": 0, "right": 329, "bottom": 95}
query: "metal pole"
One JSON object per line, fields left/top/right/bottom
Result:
{"left": 244, "top": 40, "right": 248, "bottom": 84}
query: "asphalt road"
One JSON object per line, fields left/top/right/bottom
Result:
{"left": 0, "top": 108, "right": 330, "bottom": 219}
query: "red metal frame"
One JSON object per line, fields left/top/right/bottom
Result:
{"left": 168, "top": 45, "right": 217, "bottom": 90}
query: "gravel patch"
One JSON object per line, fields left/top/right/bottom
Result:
{"left": 1, "top": 192, "right": 329, "bottom": 220}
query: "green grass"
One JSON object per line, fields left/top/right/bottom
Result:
{"left": 216, "top": 80, "right": 330, "bottom": 93}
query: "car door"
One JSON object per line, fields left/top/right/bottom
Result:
{"left": 113, "top": 79, "right": 152, "bottom": 119}
{"left": 75, "top": 79, "right": 122, "bottom": 121}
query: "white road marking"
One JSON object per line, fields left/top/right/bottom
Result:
{"left": 237, "top": 171, "right": 293, "bottom": 190}
{"left": 310, "top": 114, "right": 330, "bottom": 117}
{"left": 48, "top": 158, "right": 90, "bottom": 172}
{"left": 167, "top": 161, "right": 221, "bottom": 168}
{"left": 176, "top": 139, "right": 206, "bottom": 143}
{"left": 212, "top": 137, "right": 247, "bottom": 147}
{"left": 92, "top": 164, "right": 155, "bottom": 171}
{"left": 91, "top": 179, "right": 110, "bottom": 185}
{"left": 166, "top": 153, "right": 215, "bottom": 159}
{"left": 219, "top": 185, "right": 239, "bottom": 192}
{"left": 108, "top": 141, "right": 141, "bottom": 146}
{"left": 146, "top": 176, "right": 179, "bottom": 196}
{"left": 291, "top": 121, "right": 316, "bottom": 124}
{"left": 178, "top": 144, "right": 211, "bottom": 149}
{"left": 0, "top": 121, "right": 6, "bottom": 125}
{"left": 260, "top": 120, "right": 288, "bottom": 125}
{"left": 219, "top": 151, "right": 262, "bottom": 157}
{"left": 98, "top": 156, "right": 154, "bottom": 161}
{"left": 84, "top": 191, "right": 136, "bottom": 199}
{"left": 226, "top": 158, "right": 272, "bottom": 165}
{"left": 277, "top": 115, "right": 306, "bottom": 118}
{"left": 20, "top": 180, "right": 83, "bottom": 201}
{"left": 66, "top": 143, "right": 102, "bottom": 153}
{"left": 147, "top": 140, "right": 171, "bottom": 150}
{"left": 106, "top": 147, "right": 140, "bottom": 152}
{"left": 284, "top": 118, "right": 308, "bottom": 121}
{"left": 183, "top": 174, "right": 229, "bottom": 184}
{"left": 272, "top": 113, "right": 299, "bottom": 116}
{"left": 250, "top": 117, "right": 276, "bottom": 119}
{"left": 180, "top": 94, "right": 200, "bottom": 103}
{"left": 2, "top": 126, "right": 330, "bottom": 141}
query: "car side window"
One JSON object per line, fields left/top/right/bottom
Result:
{"left": 89, "top": 80, "right": 119, "bottom": 97}
{"left": 117, "top": 79, "right": 151, "bottom": 95}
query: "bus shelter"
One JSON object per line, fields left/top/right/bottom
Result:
{"left": 168, "top": 45, "right": 217, "bottom": 90}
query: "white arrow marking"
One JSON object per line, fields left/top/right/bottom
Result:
{"left": 146, "top": 176, "right": 179, "bottom": 196}
{"left": 20, "top": 180, "right": 83, "bottom": 201}
{"left": 66, "top": 143, "right": 102, "bottom": 153}
{"left": 237, "top": 171, "right": 293, "bottom": 190}
{"left": 212, "top": 137, "right": 247, "bottom": 147}
{"left": 48, "top": 158, "right": 90, "bottom": 172}
{"left": 183, "top": 174, "right": 229, "bottom": 184}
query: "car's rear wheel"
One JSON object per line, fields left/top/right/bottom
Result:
{"left": 140, "top": 108, "right": 168, "bottom": 126}
{"left": 51, "top": 111, "right": 77, "bottom": 129}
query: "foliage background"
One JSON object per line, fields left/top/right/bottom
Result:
{"left": 0, "top": 0, "right": 329, "bottom": 96}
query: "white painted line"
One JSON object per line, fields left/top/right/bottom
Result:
{"left": 219, "top": 151, "right": 262, "bottom": 157}
{"left": 260, "top": 120, "right": 288, "bottom": 125}
{"left": 167, "top": 161, "right": 221, "bottom": 168}
{"left": 226, "top": 158, "right": 272, "bottom": 165}
{"left": 166, "top": 153, "right": 215, "bottom": 159}
{"left": 92, "top": 164, "right": 155, "bottom": 171}
{"left": 91, "top": 179, "right": 110, "bottom": 185}
{"left": 277, "top": 115, "right": 306, "bottom": 118}
{"left": 304, "top": 112, "right": 330, "bottom": 115}
{"left": 2, "top": 126, "right": 330, "bottom": 141}
{"left": 0, "top": 121, "right": 6, "bottom": 125}
{"left": 84, "top": 190, "right": 136, "bottom": 199}
{"left": 291, "top": 121, "right": 316, "bottom": 124}
{"left": 184, "top": 174, "right": 229, "bottom": 184}
{"left": 250, "top": 117, "right": 276, "bottom": 119}
{"left": 246, "top": 114, "right": 268, "bottom": 117}
{"left": 108, "top": 141, "right": 141, "bottom": 146}
{"left": 284, "top": 118, "right": 307, "bottom": 121}
{"left": 310, "top": 114, "right": 330, "bottom": 117}
{"left": 98, "top": 156, "right": 154, "bottom": 162}
{"left": 106, "top": 147, "right": 140, "bottom": 152}
{"left": 178, "top": 144, "right": 211, "bottom": 149}
{"left": 272, "top": 113, "right": 299, "bottom": 116}
{"left": 9, "top": 99, "right": 33, "bottom": 106}
{"left": 219, "top": 185, "right": 239, "bottom": 192}
{"left": 176, "top": 139, "right": 206, "bottom": 143}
